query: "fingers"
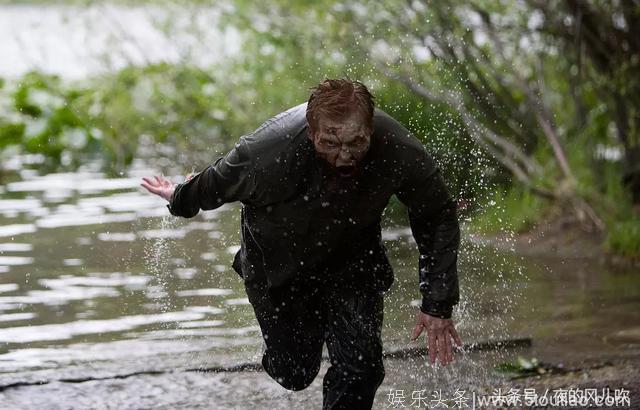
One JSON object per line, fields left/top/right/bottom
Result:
{"left": 437, "top": 332, "right": 447, "bottom": 366}
{"left": 440, "top": 327, "right": 462, "bottom": 366}
{"left": 450, "top": 326, "right": 463, "bottom": 347}
{"left": 411, "top": 322, "right": 425, "bottom": 341}
{"left": 421, "top": 322, "right": 462, "bottom": 367}
{"left": 427, "top": 332, "right": 437, "bottom": 364}
{"left": 142, "top": 177, "right": 157, "bottom": 187}
{"left": 427, "top": 330, "right": 455, "bottom": 367}
{"left": 444, "top": 333, "right": 453, "bottom": 364}
{"left": 141, "top": 176, "right": 167, "bottom": 197}
{"left": 140, "top": 181, "right": 160, "bottom": 195}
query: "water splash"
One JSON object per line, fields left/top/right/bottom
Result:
{"left": 143, "top": 214, "right": 178, "bottom": 314}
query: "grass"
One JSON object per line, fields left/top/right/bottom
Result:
{"left": 605, "top": 218, "right": 640, "bottom": 259}
{"left": 470, "top": 187, "right": 548, "bottom": 234}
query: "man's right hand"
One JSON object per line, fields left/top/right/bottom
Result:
{"left": 141, "top": 175, "right": 177, "bottom": 202}
{"left": 410, "top": 310, "right": 462, "bottom": 366}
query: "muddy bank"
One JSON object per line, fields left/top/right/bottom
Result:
{"left": 468, "top": 216, "right": 639, "bottom": 268}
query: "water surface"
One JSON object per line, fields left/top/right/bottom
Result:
{"left": 1, "top": 167, "right": 639, "bottom": 380}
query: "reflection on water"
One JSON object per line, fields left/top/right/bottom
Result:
{"left": 0, "top": 225, "right": 37, "bottom": 238}
{"left": 0, "top": 312, "right": 35, "bottom": 322}
{"left": 0, "top": 244, "right": 32, "bottom": 252}
{"left": 0, "top": 311, "right": 208, "bottom": 343}
{"left": 0, "top": 256, "right": 33, "bottom": 266}
{"left": 0, "top": 167, "right": 639, "bottom": 379}
{"left": 176, "top": 289, "right": 233, "bottom": 297}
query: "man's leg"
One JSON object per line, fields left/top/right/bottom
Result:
{"left": 245, "top": 280, "right": 325, "bottom": 391}
{"left": 322, "top": 288, "right": 385, "bottom": 409}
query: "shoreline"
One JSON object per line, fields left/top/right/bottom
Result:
{"left": 467, "top": 217, "right": 640, "bottom": 268}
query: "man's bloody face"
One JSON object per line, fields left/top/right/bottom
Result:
{"left": 310, "top": 111, "right": 372, "bottom": 178}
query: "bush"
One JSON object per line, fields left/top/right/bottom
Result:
{"left": 471, "top": 187, "right": 548, "bottom": 234}
{"left": 605, "top": 219, "right": 640, "bottom": 258}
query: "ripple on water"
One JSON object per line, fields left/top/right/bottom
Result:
{"left": 36, "top": 212, "right": 137, "bottom": 229}
{"left": 224, "top": 298, "right": 250, "bottom": 306}
{"left": 173, "top": 268, "right": 198, "bottom": 279}
{"left": 0, "top": 224, "right": 36, "bottom": 238}
{"left": 0, "top": 199, "right": 42, "bottom": 213}
{"left": 0, "top": 286, "right": 120, "bottom": 307}
{"left": 0, "top": 284, "right": 19, "bottom": 293}
{"left": 6, "top": 176, "right": 142, "bottom": 193}
{"left": 0, "top": 338, "right": 232, "bottom": 373}
{"left": 78, "top": 192, "right": 166, "bottom": 213}
{"left": 0, "top": 311, "right": 207, "bottom": 343}
{"left": 0, "top": 256, "right": 34, "bottom": 266}
{"left": 177, "top": 320, "right": 226, "bottom": 328}
{"left": 38, "top": 273, "right": 150, "bottom": 288}
{"left": 200, "top": 252, "right": 217, "bottom": 261}
{"left": 139, "top": 228, "right": 187, "bottom": 239}
{"left": 97, "top": 232, "right": 137, "bottom": 242}
{"left": 0, "top": 312, "right": 36, "bottom": 322}
{"left": 184, "top": 306, "right": 225, "bottom": 315}
{"left": 133, "top": 325, "right": 260, "bottom": 340}
{"left": 62, "top": 259, "right": 83, "bottom": 266}
{"left": 176, "top": 288, "right": 233, "bottom": 297}
{"left": 184, "top": 221, "right": 219, "bottom": 231}
{"left": 0, "top": 243, "right": 33, "bottom": 252}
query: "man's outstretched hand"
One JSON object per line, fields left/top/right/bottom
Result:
{"left": 411, "top": 311, "right": 462, "bottom": 366}
{"left": 141, "top": 175, "right": 177, "bottom": 201}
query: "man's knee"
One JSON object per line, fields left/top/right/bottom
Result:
{"left": 262, "top": 351, "right": 321, "bottom": 391}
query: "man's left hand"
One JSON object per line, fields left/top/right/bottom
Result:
{"left": 141, "top": 175, "right": 177, "bottom": 202}
{"left": 410, "top": 311, "right": 462, "bottom": 366}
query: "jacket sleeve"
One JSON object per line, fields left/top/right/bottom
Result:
{"left": 396, "top": 146, "right": 460, "bottom": 319}
{"left": 167, "top": 138, "right": 258, "bottom": 218}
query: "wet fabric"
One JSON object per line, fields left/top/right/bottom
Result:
{"left": 167, "top": 102, "right": 460, "bottom": 318}
{"left": 245, "top": 276, "right": 385, "bottom": 409}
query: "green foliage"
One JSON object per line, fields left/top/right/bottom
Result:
{"left": 2, "top": 0, "right": 486, "bottom": 193}
{"left": 0, "top": 65, "right": 270, "bottom": 173}
{"left": 606, "top": 219, "right": 640, "bottom": 258}
{"left": 221, "top": 0, "right": 490, "bottom": 203}
{"left": 471, "top": 187, "right": 548, "bottom": 234}
{"left": 495, "top": 357, "right": 557, "bottom": 378}
{"left": 0, "top": 72, "right": 95, "bottom": 169}
{"left": 1, "top": 0, "right": 638, "bottom": 258}
{"left": 78, "top": 64, "right": 240, "bottom": 171}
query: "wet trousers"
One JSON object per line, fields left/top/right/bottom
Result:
{"left": 245, "top": 279, "right": 385, "bottom": 410}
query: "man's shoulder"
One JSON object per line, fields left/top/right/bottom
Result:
{"left": 251, "top": 103, "right": 308, "bottom": 139}
{"left": 235, "top": 103, "right": 312, "bottom": 178}
{"left": 240, "top": 103, "right": 308, "bottom": 153}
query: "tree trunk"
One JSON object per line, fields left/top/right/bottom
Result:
{"left": 623, "top": 146, "right": 640, "bottom": 204}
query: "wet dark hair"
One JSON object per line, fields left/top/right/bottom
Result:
{"left": 306, "top": 79, "right": 375, "bottom": 133}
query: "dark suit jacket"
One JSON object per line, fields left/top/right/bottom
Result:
{"left": 168, "top": 103, "right": 460, "bottom": 318}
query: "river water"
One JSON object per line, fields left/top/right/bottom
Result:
{"left": 1, "top": 163, "right": 639, "bottom": 386}
{"left": 0, "top": 3, "right": 240, "bottom": 79}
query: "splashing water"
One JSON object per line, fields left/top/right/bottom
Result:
{"left": 143, "top": 214, "right": 178, "bottom": 315}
